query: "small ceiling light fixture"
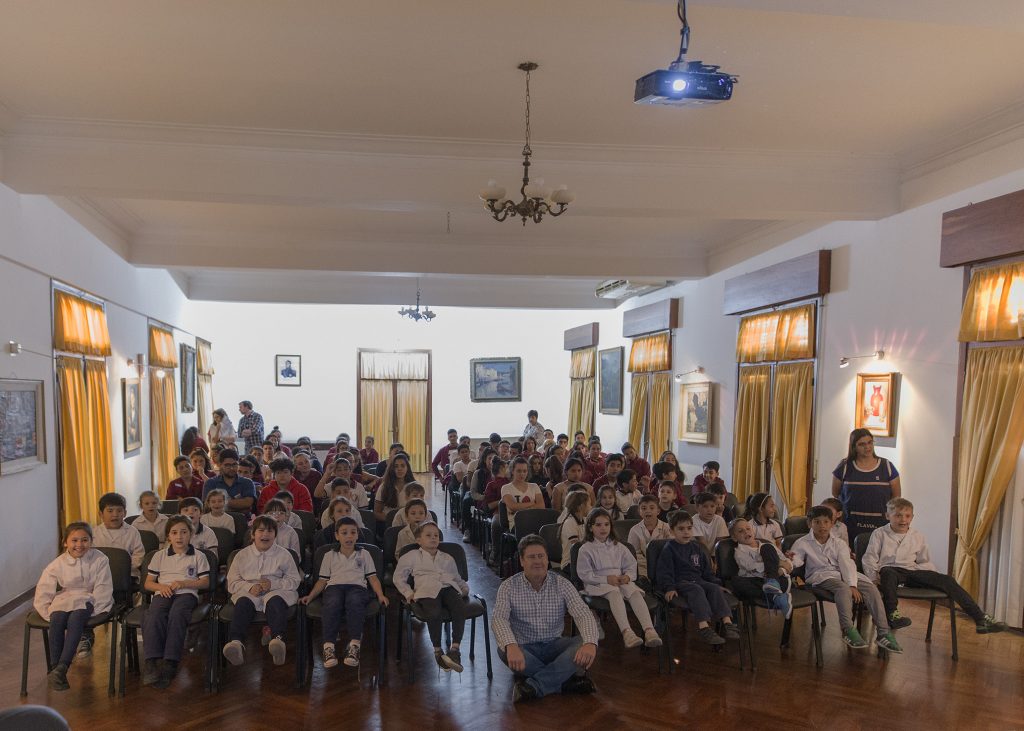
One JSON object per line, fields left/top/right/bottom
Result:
{"left": 480, "top": 62, "right": 574, "bottom": 225}
{"left": 398, "top": 283, "right": 436, "bottom": 323}
{"left": 839, "top": 350, "right": 884, "bottom": 369}
{"left": 674, "top": 366, "right": 705, "bottom": 382}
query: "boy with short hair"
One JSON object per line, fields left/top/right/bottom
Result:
{"left": 627, "top": 494, "right": 671, "bottom": 583}
{"left": 820, "top": 497, "right": 849, "bottom": 544}
{"left": 656, "top": 482, "right": 678, "bottom": 523}
{"left": 652, "top": 461, "right": 686, "bottom": 507}
{"left": 167, "top": 455, "right": 205, "bottom": 500}
{"left": 257, "top": 457, "right": 313, "bottom": 514}
{"left": 93, "top": 492, "right": 146, "bottom": 578}
{"left": 863, "top": 498, "right": 1006, "bottom": 634}
{"left": 613, "top": 469, "right": 641, "bottom": 515}
{"left": 450, "top": 443, "right": 473, "bottom": 488}
{"left": 592, "top": 453, "right": 625, "bottom": 492}
{"left": 274, "top": 491, "right": 304, "bottom": 530}
{"left": 263, "top": 498, "right": 302, "bottom": 556}
{"left": 691, "top": 493, "right": 728, "bottom": 552}
{"left": 692, "top": 460, "right": 726, "bottom": 495}
{"left": 790, "top": 506, "right": 901, "bottom": 653}
{"left": 392, "top": 483, "right": 427, "bottom": 527}
{"left": 707, "top": 483, "right": 736, "bottom": 522}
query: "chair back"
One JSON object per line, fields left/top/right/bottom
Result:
{"left": 498, "top": 502, "right": 510, "bottom": 531}
{"left": 614, "top": 519, "right": 640, "bottom": 541}
{"left": 781, "top": 533, "right": 806, "bottom": 553}
{"left": 125, "top": 514, "right": 138, "bottom": 525}
{"left": 645, "top": 539, "right": 671, "bottom": 593}
{"left": 538, "top": 523, "right": 562, "bottom": 566}
{"left": 680, "top": 484, "right": 694, "bottom": 504}
{"left": 210, "top": 527, "right": 234, "bottom": 566}
{"left": 513, "top": 508, "right": 560, "bottom": 540}
{"left": 784, "top": 515, "right": 809, "bottom": 536}
{"left": 624, "top": 505, "right": 640, "bottom": 520}
{"left": 138, "top": 529, "right": 160, "bottom": 554}
{"left": 384, "top": 525, "right": 402, "bottom": 566}
{"left": 227, "top": 512, "right": 248, "bottom": 548}
{"left": 568, "top": 541, "right": 583, "bottom": 589}
{"left": 853, "top": 531, "right": 871, "bottom": 573}
{"left": 438, "top": 542, "right": 470, "bottom": 581}
{"left": 715, "top": 538, "right": 740, "bottom": 582}
{"left": 358, "top": 509, "right": 377, "bottom": 536}
{"left": 384, "top": 508, "right": 401, "bottom": 529}
{"left": 295, "top": 510, "right": 317, "bottom": 542}
{"left": 724, "top": 492, "right": 739, "bottom": 511}
{"left": 160, "top": 499, "right": 180, "bottom": 515}
{"left": 200, "top": 549, "right": 219, "bottom": 595}
{"left": 95, "top": 546, "right": 134, "bottom": 603}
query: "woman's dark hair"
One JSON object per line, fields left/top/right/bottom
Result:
{"left": 527, "top": 454, "right": 544, "bottom": 482}
{"left": 543, "top": 455, "right": 564, "bottom": 486}
{"left": 523, "top": 436, "right": 537, "bottom": 453}
{"left": 583, "top": 507, "right": 617, "bottom": 543}
{"left": 473, "top": 447, "right": 496, "bottom": 483}
{"left": 846, "top": 428, "right": 876, "bottom": 464}
{"left": 378, "top": 453, "right": 414, "bottom": 509}
{"left": 180, "top": 426, "right": 201, "bottom": 456}
{"left": 744, "top": 491, "right": 771, "bottom": 523}
{"left": 190, "top": 448, "right": 212, "bottom": 473}
{"left": 509, "top": 456, "right": 530, "bottom": 479}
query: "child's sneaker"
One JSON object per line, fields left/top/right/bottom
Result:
{"left": 875, "top": 632, "right": 903, "bottom": 654}
{"left": 143, "top": 658, "right": 161, "bottom": 686}
{"left": 722, "top": 622, "right": 742, "bottom": 641}
{"left": 76, "top": 635, "right": 93, "bottom": 659}
{"left": 441, "top": 647, "right": 463, "bottom": 672}
{"left": 268, "top": 636, "right": 286, "bottom": 665}
{"left": 643, "top": 628, "right": 663, "bottom": 648}
{"left": 843, "top": 627, "right": 869, "bottom": 649}
{"left": 222, "top": 639, "right": 245, "bottom": 666}
{"left": 772, "top": 592, "right": 793, "bottom": 620}
{"left": 976, "top": 615, "right": 1008, "bottom": 634}
{"left": 622, "top": 628, "right": 644, "bottom": 649}
{"left": 261, "top": 626, "right": 272, "bottom": 646}
{"left": 47, "top": 663, "right": 70, "bottom": 691}
{"left": 434, "top": 649, "right": 450, "bottom": 672}
{"left": 322, "top": 644, "right": 338, "bottom": 669}
{"left": 763, "top": 578, "right": 783, "bottom": 595}
{"left": 888, "top": 609, "right": 912, "bottom": 630}
{"left": 343, "top": 642, "right": 361, "bottom": 668}
{"left": 697, "top": 626, "right": 726, "bottom": 645}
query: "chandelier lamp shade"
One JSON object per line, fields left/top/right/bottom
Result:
{"left": 480, "top": 62, "right": 574, "bottom": 225}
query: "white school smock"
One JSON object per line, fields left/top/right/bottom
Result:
{"left": 201, "top": 512, "right": 236, "bottom": 534}
{"left": 790, "top": 533, "right": 858, "bottom": 587}
{"left": 226, "top": 543, "right": 301, "bottom": 610}
{"left": 735, "top": 541, "right": 787, "bottom": 578}
{"left": 558, "top": 517, "right": 587, "bottom": 569}
{"left": 393, "top": 548, "right": 468, "bottom": 601}
{"left": 34, "top": 549, "right": 114, "bottom": 621}
{"left": 627, "top": 520, "right": 672, "bottom": 579}
{"left": 275, "top": 522, "right": 301, "bottom": 556}
{"left": 576, "top": 539, "right": 645, "bottom": 599}
{"left": 861, "top": 525, "right": 936, "bottom": 582}
{"left": 93, "top": 523, "right": 145, "bottom": 575}
{"left": 134, "top": 513, "right": 169, "bottom": 543}
{"left": 320, "top": 506, "right": 365, "bottom": 530}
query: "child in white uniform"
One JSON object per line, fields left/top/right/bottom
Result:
{"left": 134, "top": 491, "right": 169, "bottom": 545}
{"left": 263, "top": 498, "right": 301, "bottom": 556}
{"left": 179, "top": 497, "right": 219, "bottom": 553}
{"left": 691, "top": 493, "right": 728, "bottom": 551}
{"left": 626, "top": 495, "right": 672, "bottom": 584}
{"left": 93, "top": 492, "right": 145, "bottom": 578}
{"left": 746, "top": 492, "right": 784, "bottom": 547}
{"left": 201, "top": 488, "right": 235, "bottom": 535}
{"left": 558, "top": 492, "right": 589, "bottom": 570}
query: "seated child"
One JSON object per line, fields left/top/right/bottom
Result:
{"left": 549, "top": 458, "right": 592, "bottom": 513}
{"left": 728, "top": 518, "right": 792, "bottom": 617}
{"left": 319, "top": 479, "right": 365, "bottom": 529}
{"left": 556, "top": 483, "right": 592, "bottom": 522}
{"left": 577, "top": 508, "right": 662, "bottom": 649}
{"left": 134, "top": 491, "right": 169, "bottom": 546}
{"left": 221, "top": 515, "right": 301, "bottom": 666}
{"left": 558, "top": 492, "right": 590, "bottom": 570}
{"left": 691, "top": 493, "right": 729, "bottom": 552}
{"left": 820, "top": 497, "right": 848, "bottom": 544}
{"left": 274, "top": 491, "right": 304, "bottom": 530}
{"left": 394, "top": 498, "right": 429, "bottom": 560}
{"left": 482, "top": 460, "right": 510, "bottom": 515}
{"left": 707, "top": 483, "right": 736, "bottom": 522}
{"left": 179, "top": 497, "right": 219, "bottom": 553}
{"left": 167, "top": 455, "right": 205, "bottom": 500}
{"left": 262, "top": 498, "right": 301, "bottom": 556}
{"left": 391, "top": 482, "right": 427, "bottom": 527}
{"left": 592, "top": 453, "right": 625, "bottom": 492}
{"left": 142, "top": 515, "right": 211, "bottom": 688}
{"left": 692, "top": 460, "right": 726, "bottom": 494}
{"left": 33, "top": 522, "right": 114, "bottom": 691}
{"left": 613, "top": 469, "right": 641, "bottom": 515}
{"left": 316, "top": 497, "right": 369, "bottom": 547}
{"left": 93, "top": 492, "right": 145, "bottom": 579}
{"left": 745, "top": 492, "right": 783, "bottom": 547}
{"left": 300, "top": 517, "right": 389, "bottom": 669}
{"left": 656, "top": 482, "right": 678, "bottom": 523}
{"left": 394, "top": 522, "right": 469, "bottom": 672}
{"left": 652, "top": 461, "right": 686, "bottom": 506}
{"left": 201, "top": 488, "right": 235, "bottom": 535}
{"left": 627, "top": 495, "right": 672, "bottom": 584}
{"left": 790, "top": 506, "right": 901, "bottom": 653}
{"left": 655, "top": 512, "right": 739, "bottom": 646}
{"left": 863, "top": 498, "right": 1006, "bottom": 634}
{"left": 595, "top": 485, "right": 624, "bottom": 521}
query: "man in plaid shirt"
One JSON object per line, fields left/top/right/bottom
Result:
{"left": 492, "top": 535, "right": 599, "bottom": 702}
{"left": 237, "top": 400, "right": 265, "bottom": 452}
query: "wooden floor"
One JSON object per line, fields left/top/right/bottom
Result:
{"left": 4, "top": 481, "right": 1023, "bottom": 730}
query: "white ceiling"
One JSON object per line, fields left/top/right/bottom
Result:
{"left": 1, "top": 0, "right": 1023, "bottom": 307}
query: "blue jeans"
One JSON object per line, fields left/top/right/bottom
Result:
{"left": 321, "top": 584, "right": 370, "bottom": 644}
{"left": 500, "top": 636, "right": 583, "bottom": 697}
{"left": 143, "top": 593, "right": 198, "bottom": 661}
{"left": 48, "top": 604, "right": 93, "bottom": 667}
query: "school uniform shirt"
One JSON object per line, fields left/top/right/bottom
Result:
{"left": 394, "top": 525, "right": 418, "bottom": 561}
{"left": 275, "top": 522, "right": 301, "bottom": 556}
{"left": 735, "top": 541, "right": 787, "bottom": 578}
{"left": 256, "top": 478, "right": 314, "bottom": 514}
{"left": 451, "top": 459, "right": 472, "bottom": 485}
{"left": 34, "top": 549, "right": 114, "bottom": 621}
{"left": 166, "top": 474, "right": 205, "bottom": 500}
{"left": 147, "top": 545, "right": 211, "bottom": 598}
{"left": 201, "top": 512, "right": 236, "bottom": 534}
{"left": 625, "top": 456, "right": 652, "bottom": 481}
{"left": 319, "top": 547, "right": 376, "bottom": 589}
{"left": 691, "top": 475, "right": 726, "bottom": 495}
{"left": 752, "top": 519, "right": 784, "bottom": 545}
{"left": 558, "top": 517, "right": 587, "bottom": 569}
{"left": 190, "top": 525, "right": 219, "bottom": 553}
{"left": 319, "top": 507, "right": 365, "bottom": 530}
{"left": 861, "top": 525, "right": 936, "bottom": 583}
{"left": 393, "top": 548, "right": 468, "bottom": 601}
{"left": 351, "top": 484, "right": 370, "bottom": 509}
{"left": 134, "top": 513, "right": 169, "bottom": 543}
{"left": 295, "top": 470, "right": 323, "bottom": 499}
{"left": 690, "top": 514, "right": 729, "bottom": 550}
{"left": 480, "top": 477, "right": 507, "bottom": 510}
{"left": 285, "top": 512, "right": 303, "bottom": 530}
{"left": 577, "top": 539, "right": 645, "bottom": 599}
{"left": 93, "top": 523, "right": 145, "bottom": 576}
{"left": 500, "top": 482, "right": 545, "bottom": 530}
{"left": 627, "top": 520, "right": 672, "bottom": 579}
{"left": 226, "top": 543, "right": 300, "bottom": 610}
{"left": 790, "top": 533, "right": 858, "bottom": 587}
{"left": 614, "top": 489, "right": 641, "bottom": 515}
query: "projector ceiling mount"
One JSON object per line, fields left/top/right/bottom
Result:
{"left": 634, "top": 0, "right": 738, "bottom": 106}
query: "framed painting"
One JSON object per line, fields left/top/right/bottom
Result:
{"left": 855, "top": 372, "right": 896, "bottom": 437}
{"left": 680, "top": 381, "right": 711, "bottom": 444}
{"left": 276, "top": 354, "right": 301, "bottom": 387}
{"left": 470, "top": 357, "right": 521, "bottom": 402}
{"left": 122, "top": 377, "right": 142, "bottom": 454}
{"left": 180, "top": 343, "right": 196, "bottom": 413}
{"left": 598, "top": 346, "right": 624, "bottom": 415}
{"left": 0, "top": 378, "right": 46, "bottom": 475}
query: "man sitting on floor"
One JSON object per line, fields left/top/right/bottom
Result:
{"left": 492, "top": 534, "right": 599, "bottom": 702}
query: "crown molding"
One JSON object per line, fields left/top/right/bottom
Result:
{"left": 49, "top": 196, "right": 133, "bottom": 259}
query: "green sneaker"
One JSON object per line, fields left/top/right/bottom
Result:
{"left": 843, "top": 627, "right": 869, "bottom": 649}
{"left": 875, "top": 632, "right": 903, "bottom": 654}
{"left": 976, "top": 615, "right": 1008, "bottom": 634}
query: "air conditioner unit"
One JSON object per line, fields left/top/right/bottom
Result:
{"left": 595, "top": 279, "right": 667, "bottom": 300}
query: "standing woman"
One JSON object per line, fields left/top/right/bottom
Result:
{"left": 207, "top": 408, "right": 237, "bottom": 448}
{"left": 831, "top": 428, "right": 901, "bottom": 544}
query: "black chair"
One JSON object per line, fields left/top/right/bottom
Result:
{"left": 20, "top": 546, "right": 133, "bottom": 697}
{"left": 624, "top": 505, "right": 641, "bottom": 520}
{"left": 852, "top": 532, "right": 957, "bottom": 661}
{"left": 294, "top": 510, "right": 318, "bottom": 546}
{"left": 209, "top": 528, "right": 235, "bottom": 569}
{"left": 137, "top": 530, "right": 161, "bottom": 554}
{"left": 209, "top": 548, "right": 302, "bottom": 692}
{"left": 394, "top": 542, "right": 493, "bottom": 683}
{"left": 614, "top": 519, "right": 641, "bottom": 541}
{"left": 784, "top": 516, "right": 809, "bottom": 536}
{"left": 118, "top": 548, "right": 218, "bottom": 694}
{"left": 297, "top": 543, "right": 387, "bottom": 687}
{"left": 501, "top": 508, "right": 559, "bottom": 576}
{"left": 568, "top": 541, "right": 665, "bottom": 672}
{"left": 358, "top": 509, "right": 378, "bottom": 541}
{"left": 715, "top": 538, "right": 821, "bottom": 669}
{"left": 227, "top": 512, "right": 248, "bottom": 549}
{"left": 538, "top": 523, "right": 563, "bottom": 572}
{"left": 159, "top": 500, "right": 180, "bottom": 515}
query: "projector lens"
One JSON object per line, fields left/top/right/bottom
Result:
{"left": 671, "top": 79, "right": 687, "bottom": 92}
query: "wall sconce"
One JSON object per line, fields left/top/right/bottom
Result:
{"left": 8, "top": 341, "right": 22, "bottom": 356}
{"left": 839, "top": 350, "right": 884, "bottom": 369}
{"left": 127, "top": 353, "right": 147, "bottom": 378}
{"left": 674, "top": 366, "right": 704, "bottom": 382}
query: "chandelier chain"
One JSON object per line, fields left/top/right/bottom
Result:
{"left": 523, "top": 67, "right": 532, "bottom": 155}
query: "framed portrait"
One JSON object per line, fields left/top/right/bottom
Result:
{"left": 598, "top": 346, "right": 624, "bottom": 415}
{"left": 276, "top": 354, "right": 302, "bottom": 387}
{"left": 0, "top": 378, "right": 46, "bottom": 475}
{"left": 122, "top": 377, "right": 142, "bottom": 454}
{"left": 855, "top": 372, "right": 896, "bottom": 437}
{"left": 180, "top": 343, "right": 196, "bottom": 413}
{"left": 679, "top": 381, "right": 712, "bottom": 444}
{"left": 470, "top": 357, "right": 522, "bottom": 402}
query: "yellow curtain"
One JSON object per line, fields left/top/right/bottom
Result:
{"left": 579, "top": 378, "right": 595, "bottom": 436}
{"left": 83, "top": 360, "right": 114, "bottom": 506}
{"left": 568, "top": 348, "right": 596, "bottom": 437}
{"left": 628, "top": 374, "right": 650, "bottom": 455}
{"left": 360, "top": 380, "right": 394, "bottom": 455}
{"left": 57, "top": 357, "right": 91, "bottom": 525}
{"left": 570, "top": 348, "right": 596, "bottom": 378}
{"left": 397, "top": 380, "right": 428, "bottom": 473}
{"left": 360, "top": 351, "right": 429, "bottom": 380}
{"left": 958, "top": 263, "right": 1024, "bottom": 342}
{"left": 53, "top": 290, "right": 111, "bottom": 356}
{"left": 648, "top": 372, "right": 671, "bottom": 458}
{"left": 770, "top": 361, "right": 814, "bottom": 516}
{"left": 150, "top": 368, "right": 179, "bottom": 491}
{"left": 149, "top": 326, "right": 178, "bottom": 369}
{"left": 737, "top": 304, "right": 815, "bottom": 363}
{"left": 953, "top": 346, "right": 1024, "bottom": 597}
{"left": 196, "top": 339, "right": 214, "bottom": 439}
{"left": 628, "top": 332, "right": 671, "bottom": 373}
{"left": 196, "top": 339, "right": 214, "bottom": 375}
{"left": 732, "top": 365, "right": 771, "bottom": 503}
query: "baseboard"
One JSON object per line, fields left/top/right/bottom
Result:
{"left": 0, "top": 588, "right": 33, "bottom": 618}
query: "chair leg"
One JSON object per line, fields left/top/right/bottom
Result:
{"left": 395, "top": 604, "right": 404, "bottom": 662}
{"left": 406, "top": 608, "right": 415, "bottom": 685}
{"left": 481, "top": 611, "right": 493, "bottom": 679}
{"left": 42, "top": 631, "right": 52, "bottom": 673}
{"left": 469, "top": 617, "right": 476, "bottom": 660}
{"left": 925, "top": 599, "right": 936, "bottom": 642}
{"left": 119, "top": 621, "right": 128, "bottom": 697}
{"left": 811, "top": 604, "right": 823, "bottom": 668}
{"left": 108, "top": 621, "right": 118, "bottom": 697}
{"left": 295, "top": 610, "right": 305, "bottom": 689}
{"left": 20, "top": 623, "right": 31, "bottom": 697}
{"left": 818, "top": 599, "right": 826, "bottom": 627}
{"left": 377, "top": 612, "right": 387, "bottom": 687}
{"left": 664, "top": 608, "right": 674, "bottom": 674}
{"left": 736, "top": 606, "right": 746, "bottom": 671}
{"left": 780, "top": 615, "right": 793, "bottom": 648}
{"left": 745, "top": 605, "right": 757, "bottom": 671}
{"left": 949, "top": 599, "right": 958, "bottom": 662}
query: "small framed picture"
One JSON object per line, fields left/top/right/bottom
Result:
{"left": 122, "top": 378, "right": 142, "bottom": 454}
{"left": 598, "top": 347, "right": 624, "bottom": 415}
{"left": 276, "top": 354, "right": 301, "bottom": 387}
{"left": 0, "top": 378, "right": 46, "bottom": 475}
{"left": 679, "top": 381, "right": 712, "bottom": 444}
{"left": 470, "top": 357, "right": 521, "bottom": 402}
{"left": 855, "top": 372, "right": 896, "bottom": 437}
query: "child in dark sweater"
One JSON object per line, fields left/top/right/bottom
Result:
{"left": 655, "top": 511, "right": 740, "bottom": 645}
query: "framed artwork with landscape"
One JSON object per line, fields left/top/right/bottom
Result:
{"left": 855, "top": 372, "right": 896, "bottom": 437}
{"left": 0, "top": 378, "right": 46, "bottom": 475}
{"left": 180, "top": 343, "right": 196, "bottom": 413}
{"left": 599, "top": 346, "right": 624, "bottom": 414}
{"left": 276, "top": 354, "right": 302, "bottom": 387}
{"left": 679, "top": 381, "right": 711, "bottom": 443}
{"left": 470, "top": 357, "right": 522, "bottom": 402}
{"left": 122, "top": 377, "right": 142, "bottom": 454}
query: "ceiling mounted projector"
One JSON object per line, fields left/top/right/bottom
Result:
{"left": 634, "top": 0, "right": 737, "bottom": 107}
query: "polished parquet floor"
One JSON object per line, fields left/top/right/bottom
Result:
{"left": 4, "top": 481, "right": 1023, "bottom": 730}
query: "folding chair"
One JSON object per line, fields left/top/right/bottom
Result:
{"left": 138, "top": 530, "right": 160, "bottom": 554}
{"left": 160, "top": 500, "right": 180, "bottom": 515}
{"left": 538, "top": 523, "right": 563, "bottom": 573}
{"left": 783, "top": 516, "right": 809, "bottom": 536}
{"left": 614, "top": 519, "right": 641, "bottom": 541}
{"left": 227, "top": 512, "right": 249, "bottom": 549}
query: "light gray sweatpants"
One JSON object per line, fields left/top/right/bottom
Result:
{"left": 814, "top": 577, "right": 890, "bottom": 634}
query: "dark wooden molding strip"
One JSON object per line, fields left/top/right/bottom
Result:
{"left": 564, "top": 323, "right": 599, "bottom": 351}
{"left": 723, "top": 250, "right": 831, "bottom": 315}
{"left": 941, "top": 188, "right": 1024, "bottom": 268}
{"left": 623, "top": 299, "right": 679, "bottom": 338}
